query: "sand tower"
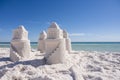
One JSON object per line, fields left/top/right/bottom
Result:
{"left": 10, "top": 26, "right": 31, "bottom": 62}
{"left": 38, "top": 22, "right": 72, "bottom": 64}
{"left": 63, "top": 30, "right": 72, "bottom": 53}
{"left": 38, "top": 31, "right": 47, "bottom": 53}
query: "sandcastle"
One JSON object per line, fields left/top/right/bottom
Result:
{"left": 10, "top": 26, "right": 31, "bottom": 62}
{"left": 10, "top": 22, "right": 72, "bottom": 64}
{"left": 38, "top": 22, "right": 72, "bottom": 64}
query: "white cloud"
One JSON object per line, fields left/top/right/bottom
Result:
{"left": 69, "top": 33, "right": 120, "bottom": 42}
{"left": 69, "top": 33, "right": 85, "bottom": 36}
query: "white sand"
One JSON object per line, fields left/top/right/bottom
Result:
{"left": 0, "top": 48, "right": 120, "bottom": 80}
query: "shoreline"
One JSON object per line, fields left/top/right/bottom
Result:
{"left": 0, "top": 48, "right": 120, "bottom": 53}
{"left": 1, "top": 42, "right": 120, "bottom": 53}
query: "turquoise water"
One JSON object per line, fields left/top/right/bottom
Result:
{"left": 0, "top": 42, "right": 120, "bottom": 52}
{"left": 72, "top": 42, "right": 120, "bottom": 52}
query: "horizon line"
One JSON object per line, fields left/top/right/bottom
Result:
{"left": 1, "top": 41, "right": 120, "bottom": 43}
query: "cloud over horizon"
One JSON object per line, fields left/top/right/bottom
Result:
{"left": 69, "top": 33, "right": 85, "bottom": 36}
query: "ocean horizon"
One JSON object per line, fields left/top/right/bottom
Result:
{"left": 0, "top": 42, "right": 120, "bottom": 52}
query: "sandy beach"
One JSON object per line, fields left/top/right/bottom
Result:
{"left": 1, "top": 0, "right": 120, "bottom": 80}
{"left": 0, "top": 48, "right": 120, "bottom": 80}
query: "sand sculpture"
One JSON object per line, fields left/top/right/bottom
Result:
{"left": 63, "top": 30, "right": 72, "bottom": 53}
{"left": 9, "top": 22, "right": 72, "bottom": 64}
{"left": 38, "top": 22, "right": 72, "bottom": 64}
{"left": 38, "top": 31, "right": 47, "bottom": 53}
{"left": 10, "top": 26, "right": 31, "bottom": 62}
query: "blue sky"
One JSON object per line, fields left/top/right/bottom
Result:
{"left": 0, "top": 0, "right": 120, "bottom": 42}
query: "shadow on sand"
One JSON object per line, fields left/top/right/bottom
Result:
{"left": 0, "top": 57, "right": 10, "bottom": 62}
{"left": 0, "top": 57, "right": 45, "bottom": 69}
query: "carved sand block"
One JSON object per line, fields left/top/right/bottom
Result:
{"left": 38, "top": 22, "right": 72, "bottom": 64}
{"left": 10, "top": 26, "right": 31, "bottom": 62}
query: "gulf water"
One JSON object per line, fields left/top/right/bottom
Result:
{"left": 0, "top": 42, "right": 120, "bottom": 52}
